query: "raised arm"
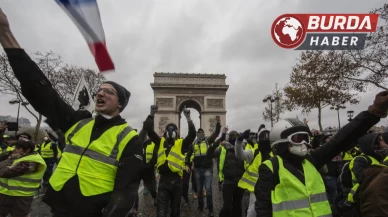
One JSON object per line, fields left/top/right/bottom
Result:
{"left": 207, "top": 132, "right": 226, "bottom": 159}
{"left": 235, "top": 130, "right": 254, "bottom": 163}
{"left": 310, "top": 91, "right": 388, "bottom": 169}
{"left": 0, "top": 9, "right": 90, "bottom": 132}
{"left": 185, "top": 144, "right": 194, "bottom": 167}
{"left": 145, "top": 105, "right": 161, "bottom": 148}
{"left": 182, "top": 107, "right": 196, "bottom": 153}
{"left": 207, "top": 116, "right": 221, "bottom": 144}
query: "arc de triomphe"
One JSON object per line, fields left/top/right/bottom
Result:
{"left": 151, "top": 72, "right": 228, "bottom": 136}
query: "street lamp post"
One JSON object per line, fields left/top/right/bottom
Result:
{"left": 347, "top": 110, "right": 354, "bottom": 122}
{"left": 330, "top": 104, "right": 346, "bottom": 129}
{"left": 263, "top": 94, "right": 280, "bottom": 128}
{"left": 9, "top": 99, "right": 29, "bottom": 136}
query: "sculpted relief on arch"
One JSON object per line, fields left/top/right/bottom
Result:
{"left": 156, "top": 98, "right": 173, "bottom": 108}
{"left": 158, "top": 116, "right": 169, "bottom": 135}
{"left": 176, "top": 96, "right": 204, "bottom": 110}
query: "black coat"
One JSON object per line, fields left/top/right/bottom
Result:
{"left": 207, "top": 135, "right": 245, "bottom": 184}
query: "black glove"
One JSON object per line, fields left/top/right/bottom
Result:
{"left": 237, "top": 129, "right": 250, "bottom": 141}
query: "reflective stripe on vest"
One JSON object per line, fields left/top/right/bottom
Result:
{"left": 146, "top": 142, "right": 155, "bottom": 163}
{"left": 218, "top": 146, "right": 226, "bottom": 182}
{"left": 347, "top": 155, "right": 381, "bottom": 203}
{"left": 263, "top": 156, "right": 332, "bottom": 217}
{"left": 40, "top": 142, "right": 54, "bottom": 158}
{"left": 194, "top": 141, "right": 208, "bottom": 157}
{"left": 238, "top": 149, "right": 262, "bottom": 192}
{"left": 156, "top": 138, "right": 185, "bottom": 177}
{"left": 49, "top": 118, "right": 137, "bottom": 196}
{"left": 0, "top": 153, "right": 46, "bottom": 196}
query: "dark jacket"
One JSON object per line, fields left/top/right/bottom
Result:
{"left": 147, "top": 115, "right": 196, "bottom": 180}
{"left": 351, "top": 133, "right": 383, "bottom": 183}
{"left": 254, "top": 111, "right": 380, "bottom": 217}
{"left": 185, "top": 122, "right": 221, "bottom": 169}
{"left": 207, "top": 133, "right": 245, "bottom": 184}
{"left": 358, "top": 165, "right": 388, "bottom": 216}
{"left": 5, "top": 48, "right": 143, "bottom": 217}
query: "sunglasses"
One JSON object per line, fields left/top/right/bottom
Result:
{"left": 95, "top": 88, "right": 117, "bottom": 96}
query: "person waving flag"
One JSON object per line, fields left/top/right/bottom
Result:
{"left": 56, "top": 0, "right": 115, "bottom": 72}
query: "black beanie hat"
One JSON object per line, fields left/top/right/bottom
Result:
{"left": 102, "top": 81, "right": 131, "bottom": 112}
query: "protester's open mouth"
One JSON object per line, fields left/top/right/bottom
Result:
{"left": 96, "top": 99, "right": 105, "bottom": 106}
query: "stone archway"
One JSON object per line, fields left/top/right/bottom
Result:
{"left": 151, "top": 72, "right": 228, "bottom": 136}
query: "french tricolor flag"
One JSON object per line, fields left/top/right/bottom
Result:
{"left": 56, "top": 0, "right": 114, "bottom": 72}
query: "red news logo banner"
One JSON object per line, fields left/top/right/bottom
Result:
{"left": 271, "top": 14, "right": 379, "bottom": 50}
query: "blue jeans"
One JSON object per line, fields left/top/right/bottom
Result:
{"left": 323, "top": 175, "right": 339, "bottom": 205}
{"left": 194, "top": 168, "right": 213, "bottom": 209}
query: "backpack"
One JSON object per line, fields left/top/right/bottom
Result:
{"left": 337, "top": 156, "right": 372, "bottom": 199}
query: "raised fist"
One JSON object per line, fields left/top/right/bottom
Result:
{"left": 238, "top": 129, "right": 250, "bottom": 141}
{"left": 368, "top": 91, "right": 388, "bottom": 118}
{"left": 150, "top": 105, "right": 158, "bottom": 116}
{"left": 183, "top": 106, "right": 191, "bottom": 121}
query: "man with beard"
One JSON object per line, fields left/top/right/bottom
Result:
{"left": 207, "top": 128, "right": 245, "bottom": 217}
{"left": 255, "top": 91, "right": 388, "bottom": 217}
{"left": 143, "top": 105, "right": 196, "bottom": 217}
{"left": 185, "top": 116, "right": 221, "bottom": 217}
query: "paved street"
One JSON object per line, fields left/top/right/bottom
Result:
{"left": 30, "top": 167, "right": 222, "bottom": 217}
{"left": 137, "top": 166, "right": 222, "bottom": 217}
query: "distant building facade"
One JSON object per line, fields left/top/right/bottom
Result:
{"left": 0, "top": 115, "right": 31, "bottom": 127}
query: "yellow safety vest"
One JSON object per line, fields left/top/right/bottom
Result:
{"left": 342, "top": 151, "right": 353, "bottom": 161}
{"left": 1, "top": 146, "right": 12, "bottom": 153}
{"left": 347, "top": 155, "right": 381, "bottom": 203}
{"left": 238, "top": 151, "right": 274, "bottom": 192}
{"left": 194, "top": 140, "right": 208, "bottom": 157}
{"left": 40, "top": 142, "right": 54, "bottom": 159}
{"left": 384, "top": 156, "right": 388, "bottom": 162}
{"left": 238, "top": 149, "right": 261, "bottom": 192}
{"left": 245, "top": 143, "right": 258, "bottom": 150}
{"left": 145, "top": 142, "right": 155, "bottom": 163}
{"left": 263, "top": 156, "right": 332, "bottom": 217}
{"left": 219, "top": 146, "right": 226, "bottom": 182}
{"left": 156, "top": 138, "right": 185, "bottom": 177}
{"left": 0, "top": 153, "right": 46, "bottom": 196}
{"left": 49, "top": 118, "right": 137, "bottom": 196}
{"left": 6, "top": 146, "right": 14, "bottom": 152}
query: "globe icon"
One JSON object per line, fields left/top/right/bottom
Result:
{"left": 272, "top": 16, "right": 305, "bottom": 48}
